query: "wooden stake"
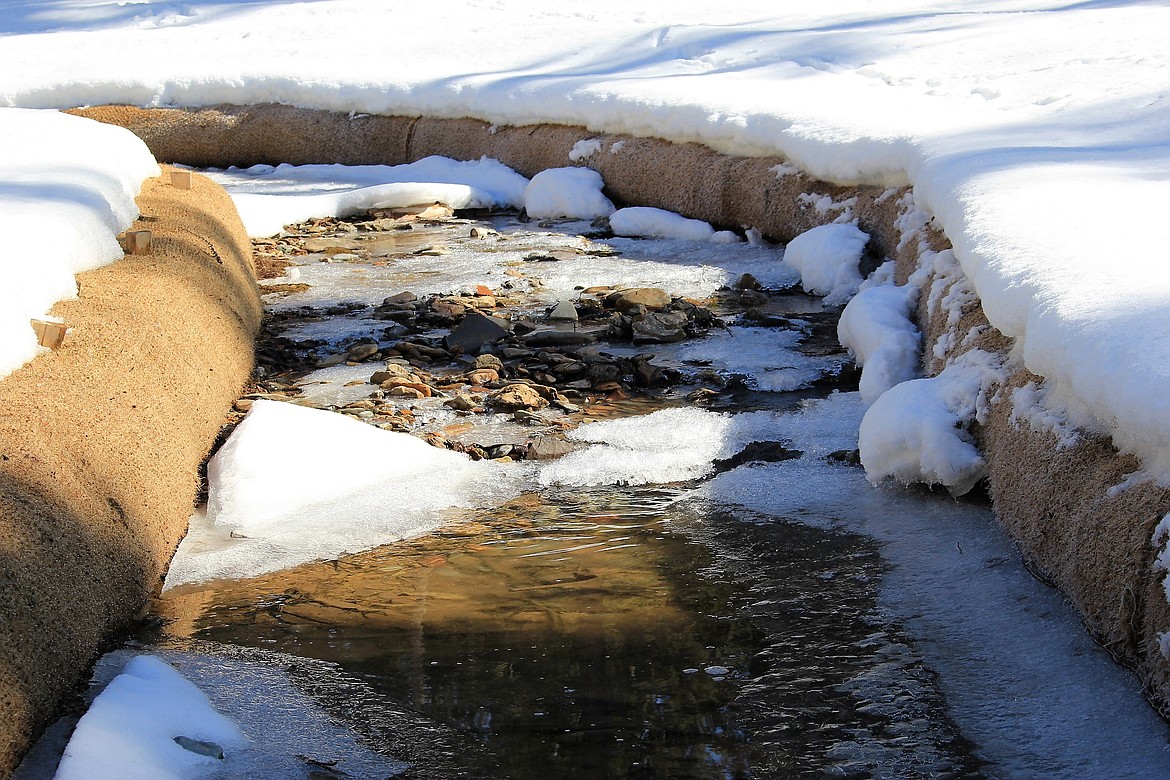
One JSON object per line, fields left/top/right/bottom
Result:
{"left": 170, "top": 169, "right": 192, "bottom": 190}
{"left": 125, "top": 230, "right": 152, "bottom": 255}
{"left": 30, "top": 319, "right": 68, "bottom": 350}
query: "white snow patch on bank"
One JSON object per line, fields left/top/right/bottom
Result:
{"left": 0, "top": 108, "right": 158, "bottom": 380}
{"left": 610, "top": 207, "right": 715, "bottom": 242}
{"left": 54, "top": 656, "right": 246, "bottom": 780}
{"left": 568, "top": 138, "right": 603, "bottom": 162}
{"left": 783, "top": 223, "right": 869, "bottom": 306}
{"left": 204, "top": 157, "right": 529, "bottom": 237}
{"left": 524, "top": 167, "right": 614, "bottom": 220}
{"left": 165, "top": 400, "right": 524, "bottom": 585}
{"left": 838, "top": 281, "right": 921, "bottom": 405}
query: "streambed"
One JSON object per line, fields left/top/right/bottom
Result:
{"left": 33, "top": 203, "right": 1170, "bottom": 779}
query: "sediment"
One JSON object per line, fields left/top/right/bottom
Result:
{"left": 7, "top": 103, "right": 1163, "bottom": 771}
{"left": 0, "top": 167, "right": 262, "bottom": 775}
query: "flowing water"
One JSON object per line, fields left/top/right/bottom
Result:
{"left": 46, "top": 202, "right": 1168, "bottom": 780}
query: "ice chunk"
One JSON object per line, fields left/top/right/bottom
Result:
{"left": 524, "top": 167, "right": 614, "bottom": 220}
{"left": 610, "top": 207, "right": 715, "bottom": 242}
{"left": 783, "top": 224, "right": 869, "bottom": 305}
{"left": 55, "top": 656, "right": 246, "bottom": 780}
{"left": 837, "top": 281, "right": 921, "bottom": 405}
{"left": 165, "top": 400, "right": 523, "bottom": 584}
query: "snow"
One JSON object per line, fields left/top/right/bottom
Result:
{"left": 837, "top": 281, "right": 921, "bottom": 405}
{"left": 782, "top": 223, "right": 869, "bottom": 306}
{"left": 609, "top": 206, "right": 715, "bottom": 242}
{"left": 523, "top": 167, "right": 614, "bottom": 221}
{"left": 203, "top": 157, "right": 529, "bottom": 237}
{"left": 54, "top": 655, "right": 246, "bottom": 780}
{"left": 0, "top": 108, "right": 157, "bottom": 380}
{"left": 165, "top": 399, "right": 524, "bottom": 585}
{"left": 858, "top": 349, "right": 1006, "bottom": 496}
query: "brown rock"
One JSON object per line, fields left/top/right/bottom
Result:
{"left": 489, "top": 383, "right": 549, "bottom": 410}
{"left": 465, "top": 368, "right": 499, "bottom": 385}
{"left": 607, "top": 287, "right": 671, "bottom": 312}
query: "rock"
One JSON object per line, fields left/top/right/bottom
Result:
{"left": 631, "top": 311, "right": 689, "bottom": 343}
{"left": 465, "top": 368, "right": 499, "bottom": 386}
{"left": 548, "top": 300, "right": 579, "bottom": 322}
{"left": 524, "top": 329, "right": 597, "bottom": 347}
{"left": 474, "top": 284, "right": 493, "bottom": 296}
{"left": 485, "top": 443, "right": 515, "bottom": 459}
{"left": 489, "top": 383, "right": 549, "bottom": 410}
{"left": 738, "top": 289, "right": 769, "bottom": 307}
{"left": 511, "top": 318, "right": 539, "bottom": 335}
{"left": 501, "top": 347, "right": 531, "bottom": 360}
{"left": 473, "top": 354, "right": 505, "bottom": 373}
{"left": 526, "top": 436, "right": 576, "bottom": 460}
{"left": 383, "top": 291, "right": 417, "bottom": 305}
{"left": 233, "top": 398, "right": 254, "bottom": 413}
{"left": 444, "top": 394, "right": 481, "bottom": 412}
{"left": 431, "top": 300, "right": 466, "bottom": 319}
{"left": 174, "top": 736, "right": 224, "bottom": 760}
{"left": 380, "top": 378, "right": 433, "bottom": 397}
{"left": 346, "top": 342, "right": 380, "bottom": 362}
{"left": 735, "top": 272, "right": 762, "bottom": 291}
{"left": 315, "top": 353, "right": 346, "bottom": 368}
{"left": 607, "top": 287, "right": 671, "bottom": 312}
{"left": 445, "top": 311, "right": 512, "bottom": 353}
{"left": 370, "top": 364, "right": 416, "bottom": 384}
{"left": 386, "top": 385, "right": 427, "bottom": 399}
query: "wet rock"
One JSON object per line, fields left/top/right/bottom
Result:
{"left": 465, "top": 368, "right": 499, "bottom": 386}
{"left": 174, "top": 736, "right": 224, "bottom": 760}
{"left": 444, "top": 394, "right": 481, "bottom": 412}
{"left": 484, "top": 443, "right": 515, "bottom": 459}
{"left": 473, "top": 354, "right": 505, "bottom": 373}
{"left": 631, "top": 311, "right": 689, "bottom": 344}
{"left": 316, "top": 353, "right": 347, "bottom": 368}
{"left": 346, "top": 342, "right": 380, "bottom": 362}
{"left": 524, "top": 329, "right": 598, "bottom": 347}
{"left": 737, "top": 289, "right": 769, "bottom": 307}
{"left": 383, "top": 291, "right": 418, "bottom": 305}
{"left": 445, "top": 311, "right": 511, "bottom": 353}
{"left": 735, "top": 272, "right": 762, "bottom": 291}
{"left": 548, "top": 300, "right": 579, "bottom": 322}
{"left": 386, "top": 385, "right": 427, "bottom": 399}
{"left": 502, "top": 347, "right": 531, "bottom": 360}
{"left": 827, "top": 449, "right": 862, "bottom": 466}
{"left": 489, "top": 383, "right": 549, "bottom": 411}
{"left": 608, "top": 287, "right": 671, "bottom": 312}
{"left": 511, "top": 318, "right": 539, "bottom": 335}
{"left": 380, "top": 378, "right": 433, "bottom": 397}
{"left": 370, "top": 364, "right": 416, "bottom": 384}
{"left": 526, "top": 436, "right": 576, "bottom": 460}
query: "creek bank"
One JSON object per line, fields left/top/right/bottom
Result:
{"left": 0, "top": 168, "right": 261, "bottom": 776}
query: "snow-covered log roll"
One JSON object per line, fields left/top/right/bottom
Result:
{"left": 0, "top": 162, "right": 261, "bottom": 773}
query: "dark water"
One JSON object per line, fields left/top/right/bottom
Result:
{"left": 157, "top": 485, "right": 983, "bottom": 779}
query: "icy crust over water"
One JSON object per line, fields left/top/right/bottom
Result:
{"left": 165, "top": 400, "right": 526, "bottom": 587}
{"left": 696, "top": 393, "right": 1170, "bottom": 779}
{"left": 0, "top": 108, "right": 158, "bottom": 380}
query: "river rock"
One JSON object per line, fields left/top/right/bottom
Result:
{"left": 465, "top": 368, "right": 499, "bottom": 386}
{"left": 445, "top": 311, "right": 511, "bottom": 353}
{"left": 383, "top": 291, "right": 418, "bottom": 305}
{"left": 608, "top": 287, "right": 671, "bottom": 312}
{"left": 346, "top": 342, "right": 380, "bottom": 361}
{"left": 489, "top": 383, "right": 549, "bottom": 410}
{"left": 473, "top": 354, "right": 505, "bottom": 373}
{"left": 631, "top": 311, "right": 688, "bottom": 343}
{"left": 444, "top": 394, "right": 481, "bottom": 412}
{"left": 524, "top": 329, "right": 597, "bottom": 347}
{"left": 370, "top": 363, "right": 415, "bottom": 384}
{"left": 548, "top": 300, "right": 579, "bottom": 322}
{"left": 526, "top": 436, "right": 576, "bottom": 460}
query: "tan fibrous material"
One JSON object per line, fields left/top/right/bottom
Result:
{"left": 0, "top": 168, "right": 261, "bottom": 776}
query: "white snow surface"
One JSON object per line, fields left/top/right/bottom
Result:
{"left": 203, "top": 157, "right": 529, "bottom": 237}
{"left": 166, "top": 400, "right": 524, "bottom": 585}
{"left": 5, "top": 1, "right": 1170, "bottom": 480}
{"left": 0, "top": 108, "right": 157, "bottom": 380}
{"left": 782, "top": 223, "right": 869, "bottom": 305}
{"left": 609, "top": 207, "right": 715, "bottom": 242}
{"left": 523, "top": 167, "right": 614, "bottom": 220}
{"left": 838, "top": 281, "right": 921, "bottom": 405}
{"left": 54, "top": 655, "right": 246, "bottom": 780}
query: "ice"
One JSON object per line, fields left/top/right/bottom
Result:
{"left": 54, "top": 655, "right": 246, "bottom": 780}
{"left": 0, "top": 108, "right": 158, "bottom": 380}
{"left": 696, "top": 393, "right": 1170, "bottom": 779}
{"left": 165, "top": 400, "right": 525, "bottom": 585}
{"left": 782, "top": 223, "right": 869, "bottom": 306}
{"left": 523, "top": 167, "right": 614, "bottom": 220}
{"left": 203, "top": 157, "right": 529, "bottom": 237}
{"left": 837, "top": 281, "right": 921, "bottom": 405}
{"left": 610, "top": 206, "right": 715, "bottom": 242}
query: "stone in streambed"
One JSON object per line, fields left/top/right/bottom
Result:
{"left": 607, "top": 287, "right": 671, "bottom": 312}
{"left": 489, "top": 383, "right": 549, "bottom": 411}
{"left": 445, "top": 311, "right": 511, "bottom": 353}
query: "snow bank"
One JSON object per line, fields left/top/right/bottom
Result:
{"left": 610, "top": 206, "right": 715, "bottom": 242}
{"left": 0, "top": 108, "right": 158, "bottom": 380}
{"left": 858, "top": 350, "right": 1005, "bottom": 495}
{"left": 166, "top": 400, "right": 523, "bottom": 585}
{"left": 783, "top": 223, "right": 869, "bottom": 306}
{"left": 55, "top": 655, "right": 246, "bottom": 780}
{"left": 524, "top": 167, "right": 614, "bottom": 220}
{"left": 838, "top": 281, "right": 921, "bottom": 405}
{"left": 206, "top": 157, "right": 528, "bottom": 237}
